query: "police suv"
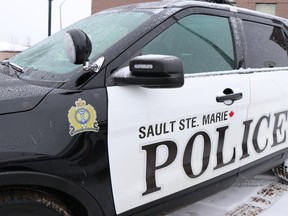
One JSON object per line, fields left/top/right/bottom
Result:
{"left": 1, "top": 0, "right": 288, "bottom": 215}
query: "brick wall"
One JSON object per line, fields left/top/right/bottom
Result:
{"left": 276, "top": 3, "right": 288, "bottom": 19}
{"left": 236, "top": 0, "right": 288, "bottom": 18}
{"left": 91, "top": 0, "right": 288, "bottom": 19}
{"left": 92, "top": 0, "right": 159, "bottom": 13}
{"left": 0, "top": 51, "right": 20, "bottom": 61}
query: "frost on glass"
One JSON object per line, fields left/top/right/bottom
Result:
{"left": 142, "top": 15, "right": 235, "bottom": 74}
{"left": 10, "top": 11, "right": 152, "bottom": 82}
{"left": 243, "top": 21, "right": 288, "bottom": 69}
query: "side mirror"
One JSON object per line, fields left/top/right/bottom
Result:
{"left": 113, "top": 55, "right": 184, "bottom": 88}
{"left": 64, "top": 29, "right": 92, "bottom": 65}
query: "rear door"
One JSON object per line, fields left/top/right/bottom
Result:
{"left": 237, "top": 14, "right": 288, "bottom": 173}
{"left": 107, "top": 9, "right": 251, "bottom": 214}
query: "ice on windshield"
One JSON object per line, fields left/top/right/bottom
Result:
{"left": 10, "top": 10, "right": 153, "bottom": 82}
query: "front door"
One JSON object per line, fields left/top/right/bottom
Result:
{"left": 107, "top": 12, "right": 251, "bottom": 214}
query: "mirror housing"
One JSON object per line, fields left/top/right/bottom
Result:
{"left": 113, "top": 55, "right": 184, "bottom": 88}
{"left": 64, "top": 29, "right": 92, "bottom": 65}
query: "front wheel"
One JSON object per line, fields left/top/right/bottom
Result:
{"left": 0, "top": 188, "right": 73, "bottom": 216}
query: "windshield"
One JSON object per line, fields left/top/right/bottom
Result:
{"left": 9, "top": 10, "right": 153, "bottom": 83}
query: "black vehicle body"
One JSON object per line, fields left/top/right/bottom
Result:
{"left": 0, "top": 0, "right": 288, "bottom": 215}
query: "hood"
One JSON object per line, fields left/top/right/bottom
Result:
{"left": 0, "top": 73, "right": 52, "bottom": 114}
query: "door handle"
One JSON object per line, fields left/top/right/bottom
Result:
{"left": 216, "top": 92, "right": 243, "bottom": 103}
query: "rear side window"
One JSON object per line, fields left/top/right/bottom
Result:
{"left": 243, "top": 21, "right": 288, "bottom": 68}
{"left": 141, "top": 15, "right": 235, "bottom": 74}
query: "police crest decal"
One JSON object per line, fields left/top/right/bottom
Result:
{"left": 68, "top": 98, "right": 100, "bottom": 136}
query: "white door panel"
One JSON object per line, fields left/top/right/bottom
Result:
{"left": 107, "top": 72, "right": 250, "bottom": 214}
{"left": 240, "top": 68, "right": 288, "bottom": 167}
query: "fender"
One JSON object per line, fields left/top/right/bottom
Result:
{"left": 0, "top": 171, "right": 103, "bottom": 216}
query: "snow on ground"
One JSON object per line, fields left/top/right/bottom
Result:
{"left": 165, "top": 172, "right": 288, "bottom": 216}
{"left": 0, "top": 42, "right": 28, "bottom": 52}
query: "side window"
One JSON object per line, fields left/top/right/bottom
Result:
{"left": 141, "top": 15, "right": 235, "bottom": 74}
{"left": 243, "top": 21, "right": 288, "bottom": 68}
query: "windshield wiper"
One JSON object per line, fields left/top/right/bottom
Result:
{"left": 0, "top": 60, "right": 23, "bottom": 77}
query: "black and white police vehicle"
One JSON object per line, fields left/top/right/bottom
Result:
{"left": 1, "top": 0, "right": 288, "bottom": 215}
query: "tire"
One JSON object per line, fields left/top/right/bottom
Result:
{"left": 273, "top": 162, "right": 288, "bottom": 182}
{"left": 0, "top": 188, "right": 73, "bottom": 216}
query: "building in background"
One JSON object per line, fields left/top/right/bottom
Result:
{"left": 92, "top": 0, "right": 288, "bottom": 19}
{"left": 92, "top": 0, "right": 158, "bottom": 13}
{"left": 0, "top": 42, "right": 28, "bottom": 60}
{"left": 237, "top": 0, "right": 288, "bottom": 18}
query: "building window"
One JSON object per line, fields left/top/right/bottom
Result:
{"left": 255, "top": 3, "right": 276, "bottom": 15}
